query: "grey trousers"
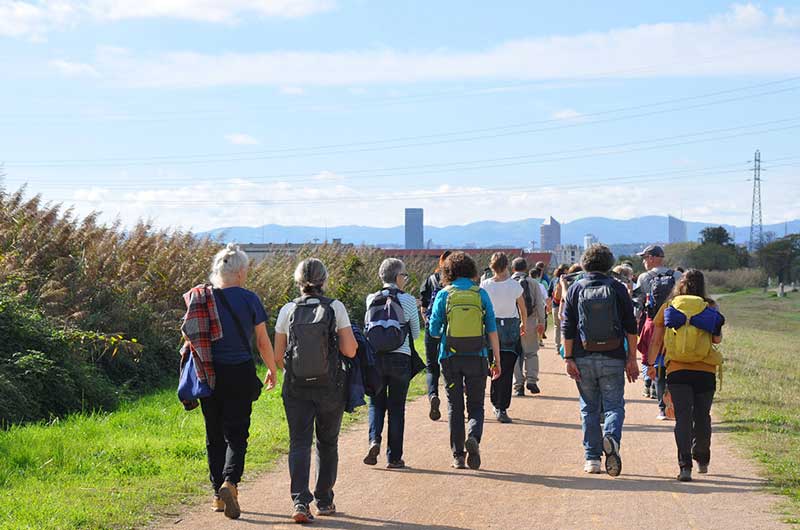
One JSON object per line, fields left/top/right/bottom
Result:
{"left": 514, "top": 349, "right": 540, "bottom": 389}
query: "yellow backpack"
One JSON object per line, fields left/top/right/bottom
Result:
{"left": 664, "top": 295, "right": 722, "bottom": 366}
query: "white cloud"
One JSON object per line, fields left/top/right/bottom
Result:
{"left": 0, "top": 0, "right": 334, "bottom": 39}
{"left": 50, "top": 59, "right": 100, "bottom": 77}
{"left": 551, "top": 109, "right": 585, "bottom": 122}
{"left": 774, "top": 7, "right": 800, "bottom": 28}
{"left": 279, "top": 86, "right": 306, "bottom": 95}
{"left": 59, "top": 3, "right": 800, "bottom": 87}
{"left": 225, "top": 133, "right": 260, "bottom": 145}
{"left": 312, "top": 170, "right": 344, "bottom": 181}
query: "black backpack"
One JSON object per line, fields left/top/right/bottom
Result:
{"left": 577, "top": 276, "right": 623, "bottom": 352}
{"left": 513, "top": 274, "right": 535, "bottom": 316}
{"left": 285, "top": 296, "right": 339, "bottom": 389}
{"left": 646, "top": 270, "right": 676, "bottom": 319}
{"left": 424, "top": 273, "right": 442, "bottom": 319}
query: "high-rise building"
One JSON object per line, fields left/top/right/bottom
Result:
{"left": 404, "top": 208, "right": 424, "bottom": 249}
{"left": 668, "top": 215, "right": 688, "bottom": 243}
{"left": 540, "top": 216, "right": 561, "bottom": 251}
{"left": 554, "top": 244, "right": 582, "bottom": 266}
{"left": 583, "top": 233, "right": 598, "bottom": 250}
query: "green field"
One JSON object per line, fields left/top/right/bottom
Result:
{"left": 718, "top": 290, "right": 800, "bottom": 525}
{"left": 0, "top": 339, "right": 428, "bottom": 530}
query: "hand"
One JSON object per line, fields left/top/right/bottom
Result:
{"left": 264, "top": 369, "right": 277, "bottom": 390}
{"left": 646, "top": 365, "right": 657, "bottom": 380}
{"left": 536, "top": 324, "right": 545, "bottom": 336}
{"left": 626, "top": 358, "right": 640, "bottom": 383}
{"left": 519, "top": 323, "right": 527, "bottom": 337}
{"left": 490, "top": 363, "right": 502, "bottom": 381}
{"left": 565, "top": 359, "right": 581, "bottom": 381}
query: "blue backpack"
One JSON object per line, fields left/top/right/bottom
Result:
{"left": 365, "top": 288, "right": 408, "bottom": 354}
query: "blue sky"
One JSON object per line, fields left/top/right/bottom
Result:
{"left": 1, "top": 1, "right": 799, "bottom": 232}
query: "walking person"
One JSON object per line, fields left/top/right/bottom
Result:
{"left": 562, "top": 245, "right": 639, "bottom": 476}
{"left": 273, "top": 258, "right": 358, "bottom": 523}
{"left": 428, "top": 252, "right": 501, "bottom": 470}
{"left": 511, "top": 258, "right": 546, "bottom": 396}
{"left": 480, "top": 252, "right": 527, "bottom": 423}
{"left": 551, "top": 264, "right": 569, "bottom": 354}
{"left": 634, "top": 245, "right": 682, "bottom": 419}
{"left": 646, "top": 270, "right": 724, "bottom": 482}
{"left": 419, "top": 250, "right": 452, "bottom": 421}
{"left": 180, "top": 243, "right": 279, "bottom": 519}
{"left": 363, "top": 258, "right": 421, "bottom": 469}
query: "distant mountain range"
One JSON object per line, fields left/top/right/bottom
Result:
{"left": 203, "top": 216, "right": 800, "bottom": 249}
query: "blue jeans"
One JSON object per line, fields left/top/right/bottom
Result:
{"left": 575, "top": 354, "right": 626, "bottom": 460}
{"left": 368, "top": 353, "right": 412, "bottom": 463}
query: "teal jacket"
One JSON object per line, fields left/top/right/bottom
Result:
{"left": 427, "top": 277, "right": 497, "bottom": 361}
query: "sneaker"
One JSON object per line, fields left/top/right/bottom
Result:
{"left": 656, "top": 411, "right": 668, "bottom": 421}
{"left": 316, "top": 503, "right": 336, "bottom": 516}
{"left": 650, "top": 391, "right": 658, "bottom": 400}
{"left": 642, "top": 386, "right": 651, "bottom": 398}
{"left": 497, "top": 410, "right": 512, "bottom": 424}
{"left": 292, "top": 504, "right": 315, "bottom": 524}
{"left": 363, "top": 442, "right": 380, "bottom": 466}
{"left": 211, "top": 495, "right": 225, "bottom": 512}
{"left": 697, "top": 463, "right": 709, "bottom": 474}
{"left": 514, "top": 387, "right": 524, "bottom": 397}
{"left": 429, "top": 395, "right": 442, "bottom": 421}
{"left": 678, "top": 468, "right": 692, "bottom": 482}
{"left": 584, "top": 460, "right": 602, "bottom": 474}
{"left": 539, "top": 340, "right": 545, "bottom": 348}
{"left": 602, "top": 435, "right": 622, "bottom": 477}
{"left": 218, "top": 481, "right": 241, "bottom": 519}
{"left": 452, "top": 455, "right": 467, "bottom": 469}
{"left": 526, "top": 383, "right": 541, "bottom": 394}
{"left": 386, "top": 459, "right": 405, "bottom": 469}
{"left": 465, "top": 437, "right": 481, "bottom": 470}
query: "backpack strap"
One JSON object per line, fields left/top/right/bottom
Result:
{"left": 214, "top": 288, "right": 251, "bottom": 349}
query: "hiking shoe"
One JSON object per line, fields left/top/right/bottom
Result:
{"left": 514, "top": 387, "right": 524, "bottom": 397}
{"left": 697, "top": 463, "right": 709, "bottom": 474}
{"left": 429, "top": 395, "right": 442, "bottom": 421}
{"left": 497, "top": 410, "right": 512, "bottom": 424}
{"left": 526, "top": 383, "right": 541, "bottom": 394}
{"left": 452, "top": 455, "right": 467, "bottom": 469}
{"left": 656, "top": 411, "right": 668, "bottom": 421}
{"left": 602, "top": 435, "right": 622, "bottom": 477}
{"left": 292, "top": 504, "right": 314, "bottom": 524}
{"left": 363, "top": 442, "right": 380, "bottom": 466}
{"left": 584, "top": 460, "right": 602, "bottom": 474}
{"left": 211, "top": 495, "right": 225, "bottom": 512}
{"left": 386, "top": 459, "right": 405, "bottom": 469}
{"left": 218, "top": 481, "right": 241, "bottom": 519}
{"left": 465, "top": 437, "right": 481, "bottom": 470}
{"left": 316, "top": 503, "right": 336, "bottom": 516}
{"left": 678, "top": 468, "right": 692, "bottom": 482}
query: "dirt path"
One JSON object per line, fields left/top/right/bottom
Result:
{"left": 159, "top": 346, "right": 786, "bottom": 530}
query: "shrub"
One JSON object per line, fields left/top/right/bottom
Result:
{"left": 702, "top": 268, "right": 766, "bottom": 293}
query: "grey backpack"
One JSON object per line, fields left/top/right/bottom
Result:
{"left": 285, "top": 296, "right": 338, "bottom": 388}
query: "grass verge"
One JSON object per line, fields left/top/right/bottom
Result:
{"left": 717, "top": 289, "right": 800, "bottom": 525}
{"left": 0, "top": 337, "right": 429, "bottom": 530}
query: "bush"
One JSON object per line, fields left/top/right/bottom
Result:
{"left": 702, "top": 268, "right": 766, "bottom": 293}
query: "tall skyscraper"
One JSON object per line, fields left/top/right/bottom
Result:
{"left": 540, "top": 216, "right": 561, "bottom": 251}
{"left": 404, "top": 208, "right": 424, "bottom": 249}
{"left": 668, "top": 215, "right": 688, "bottom": 243}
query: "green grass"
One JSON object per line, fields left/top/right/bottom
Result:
{"left": 0, "top": 337, "right": 429, "bottom": 530}
{"left": 717, "top": 289, "right": 800, "bottom": 525}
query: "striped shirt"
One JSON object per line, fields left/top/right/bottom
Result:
{"left": 365, "top": 284, "right": 421, "bottom": 355}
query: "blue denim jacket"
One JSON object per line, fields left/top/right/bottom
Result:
{"left": 428, "top": 277, "right": 497, "bottom": 361}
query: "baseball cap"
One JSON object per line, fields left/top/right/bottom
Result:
{"left": 636, "top": 244, "right": 664, "bottom": 257}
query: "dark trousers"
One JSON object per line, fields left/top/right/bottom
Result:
{"left": 656, "top": 365, "right": 667, "bottom": 413}
{"left": 424, "top": 330, "right": 441, "bottom": 397}
{"left": 368, "top": 354, "right": 412, "bottom": 463}
{"left": 442, "top": 356, "right": 488, "bottom": 457}
{"left": 667, "top": 370, "right": 716, "bottom": 470}
{"left": 199, "top": 360, "right": 258, "bottom": 491}
{"left": 490, "top": 350, "right": 519, "bottom": 412}
{"left": 283, "top": 386, "right": 345, "bottom": 507}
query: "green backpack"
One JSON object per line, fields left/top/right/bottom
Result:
{"left": 444, "top": 285, "right": 485, "bottom": 354}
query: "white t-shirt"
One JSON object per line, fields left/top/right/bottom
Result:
{"left": 275, "top": 298, "right": 351, "bottom": 334}
{"left": 480, "top": 277, "right": 523, "bottom": 318}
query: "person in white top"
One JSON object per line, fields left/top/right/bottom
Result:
{"left": 362, "top": 258, "right": 421, "bottom": 469}
{"left": 480, "top": 252, "right": 527, "bottom": 424}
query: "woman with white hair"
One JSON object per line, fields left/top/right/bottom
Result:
{"left": 201, "top": 244, "right": 278, "bottom": 519}
{"left": 362, "top": 258, "right": 421, "bottom": 469}
{"left": 273, "top": 258, "right": 357, "bottom": 523}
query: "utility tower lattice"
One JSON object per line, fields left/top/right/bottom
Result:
{"left": 748, "top": 149, "right": 763, "bottom": 252}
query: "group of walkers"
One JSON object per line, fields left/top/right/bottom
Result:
{"left": 178, "top": 241, "right": 725, "bottom": 523}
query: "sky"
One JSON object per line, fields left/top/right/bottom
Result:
{"left": 1, "top": 1, "right": 799, "bottom": 233}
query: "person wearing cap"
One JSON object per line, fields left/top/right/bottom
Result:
{"left": 634, "top": 245, "right": 682, "bottom": 420}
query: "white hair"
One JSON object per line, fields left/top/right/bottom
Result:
{"left": 209, "top": 243, "right": 249, "bottom": 287}
{"left": 379, "top": 258, "right": 405, "bottom": 284}
{"left": 293, "top": 258, "right": 328, "bottom": 294}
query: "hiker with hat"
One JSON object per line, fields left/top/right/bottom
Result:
{"left": 634, "top": 245, "right": 682, "bottom": 420}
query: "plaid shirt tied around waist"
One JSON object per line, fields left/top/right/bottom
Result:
{"left": 180, "top": 284, "right": 222, "bottom": 389}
